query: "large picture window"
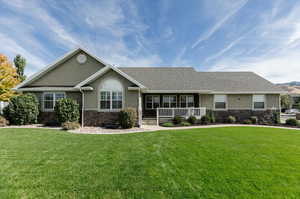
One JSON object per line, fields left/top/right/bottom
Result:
{"left": 180, "top": 95, "right": 194, "bottom": 107}
{"left": 146, "top": 95, "right": 160, "bottom": 109}
{"left": 99, "top": 78, "right": 123, "bottom": 111}
{"left": 43, "top": 92, "right": 65, "bottom": 111}
{"left": 163, "top": 95, "right": 177, "bottom": 108}
{"left": 214, "top": 95, "right": 227, "bottom": 110}
{"left": 253, "top": 95, "right": 265, "bottom": 109}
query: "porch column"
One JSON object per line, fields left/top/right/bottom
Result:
{"left": 138, "top": 89, "right": 142, "bottom": 127}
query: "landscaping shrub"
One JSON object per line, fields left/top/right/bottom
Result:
{"left": 200, "top": 115, "right": 210, "bottom": 125}
{"left": 173, "top": 115, "right": 184, "bottom": 125}
{"left": 285, "top": 118, "right": 298, "bottom": 126}
{"left": 243, "top": 119, "right": 252, "bottom": 124}
{"left": 227, "top": 116, "right": 236, "bottom": 124}
{"left": 180, "top": 121, "right": 191, "bottom": 126}
{"left": 61, "top": 122, "right": 81, "bottom": 130}
{"left": 272, "top": 112, "right": 280, "bottom": 124}
{"left": 3, "top": 94, "right": 39, "bottom": 125}
{"left": 209, "top": 111, "right": 215, "bottom": 123}
{"left": 0, "top": 116, "right": 9, "bottom": 127}
{"left": 161, "top": 122, "right": 175, "bottom": 127}
{"left": 250, "top": 116, "right": 258, "bottom": 124}
{"left": 54, "top": 98, "right": 80, "bottom": 124}
{"left": 187, "top": 116, "right": 197, "bottom": 124}
{"left": 119, "top": 108, "right": 137, "bottom": 129}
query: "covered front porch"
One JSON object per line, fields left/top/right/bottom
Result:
{"left": 140, "top": 93, "right": 207, "bottom": 124}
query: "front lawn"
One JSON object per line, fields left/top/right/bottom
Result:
{"left": 0, "top": 127, "right": 300, "bottom": 198}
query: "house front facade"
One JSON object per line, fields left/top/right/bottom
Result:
{"left": 14, "top": 48, "right": 284, "bottom": 126}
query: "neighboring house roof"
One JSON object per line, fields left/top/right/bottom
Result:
{"left": 119, "top": 67, "right": 284, "bottom": 93}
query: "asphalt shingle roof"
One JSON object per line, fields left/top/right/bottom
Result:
{"left": 118, "top": 67, "right": 283, "bottom": 93}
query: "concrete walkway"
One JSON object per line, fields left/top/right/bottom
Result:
{"left": 70, "top": 124, "right": 300, "bottom": 135}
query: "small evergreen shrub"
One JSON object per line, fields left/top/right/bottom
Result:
{"left": 62, "top": 122, "right": 80, "bottom": 130}
{"left": 200, "top": 115, "right": 210, "bottom": 125}
{"left": 209, "top": 111, "right": 215, "bottom": 123}
{"left": 54, "top": 98, "right": 80, "bottom": 124}
{"left": 161, "top": 122, "right": 175, "bottom": 127}
{"left": 0, "top": 116, "right": 9, "bottom": 127}
{"left": 243, "top": 119, "right": 252, "bottom": 124}
{"left": 173, "top": 115, "right": 183, "bottom": 125}
{"left": 227, "top": 116, "right": 236, "bottom": 124}
{"left": 119, "top": 108, "right": 137, "bottom": 129}
{"left": 250, "top": 116, "right": 258, "bottom": 124}
{"left": 187, "top": 116, "right": 197, "bottom": 124}
{"left": 285, "top": 118, "right": 298, "bottom": 126}
{"left": 180, "top": 121, "right": 191, "bottom": 126}
{"left": 3, "top": 94, "right": 39, "bottom": 125}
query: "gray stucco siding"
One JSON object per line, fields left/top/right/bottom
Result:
{"left": 227, "top": 94, "right": 252, "bottom": 109}
{"left": 199, "top": 94, "right": 280, "bottom": 110}
{"left": 266, "top": 94, "right": 280, "bottom": 109}
{"left": 200, "top": 94, "right": 214, "bottom": 109}
{"left": 29, "top": 51, "right": 105, "bottom": 87}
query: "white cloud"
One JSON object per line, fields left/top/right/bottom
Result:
{"left": 210, "top": 52, "right": 300, "bottom": 83}
{"left": 192, "top": 0, "right": 249, "bottom": 48}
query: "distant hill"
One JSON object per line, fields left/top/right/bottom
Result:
{"left": 277, "top": 81, "right": 300, "bottom": 86}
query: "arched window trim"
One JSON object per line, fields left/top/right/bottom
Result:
{"left": 98, "top": 77, "right": 125, "bottom": 112}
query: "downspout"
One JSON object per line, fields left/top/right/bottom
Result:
{"left": 79, "top": 88, "right": 84, "bottom": 128}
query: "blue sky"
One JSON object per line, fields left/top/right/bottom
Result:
{"left": 0, "top": 0, "right": 299, "bottom": 83}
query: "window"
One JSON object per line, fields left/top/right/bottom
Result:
{"left": 100, "top": 91, "right": 122, "bottom": 110}
{"left": 214, "top": 95, "right": 227, "bottom": 109}
{"left": 163, "top": 95, "right": 177, "bottom": 108}
{"left": 146, "top": 95, "right": 160, "bottom": 109}
{"left": 43, "top": 92, "right": 65, "bottom": 111}
{"left": 99, "top": 78, "right": 123, "bottom": 110}
{"left": 180, "top": 95, "right": 194, "bottom": 107}
{"left": 253, "top": 95, "right": 265, "bottom": 109}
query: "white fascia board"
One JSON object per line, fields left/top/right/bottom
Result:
{"left": 128, "top": 87, "right": 140, "bottom": 91}
{"left": 15, "top": 86, "right": 93, "bottom": 92}
{"left": 16, "top": 87, "right": 78, "bottom": 91}
{"left": 14, "top": 48, "right": 82, "bottom": 89}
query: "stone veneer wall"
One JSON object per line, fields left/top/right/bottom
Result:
{"left": 210, "top": 109, "right": 280, "bottom": 124}
{"left": 38, "top": 112, "right": 59, "bottom": 125}
{"left": 83, "top": 111, "right": 120, "bottom": 126}
{"left": 38, "top": 110, "right": 138, "bottom": 127}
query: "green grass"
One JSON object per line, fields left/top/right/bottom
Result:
{"left": 0, "top": 127, "right": 300, "bottom": 198}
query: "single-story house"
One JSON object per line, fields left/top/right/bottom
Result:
{"left": 14, "top": 48, "right": 284, "bottom": 126}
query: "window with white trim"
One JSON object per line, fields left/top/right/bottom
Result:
{"left": 253, "top": 95, "right": 265, "bottom": 109}
{"left": 180, "top": 95, "right": 194, "bottom": 107}
{"left": 146, "top": 95, "right": 160, "bottom": 109}
{"left": 99, "top": 78, "right": 123, "bottom": 110}
{"left": 163, "top": 95, "right": 177, "bottom": 108}
{"left": 214, "top": 95, "right": 227, "bottom": 109}
{"left": 43, "top": 92, "right": 65, "bottom": 111}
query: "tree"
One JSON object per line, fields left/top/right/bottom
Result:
{"left": 0, "top": 54, "right": 20, "bottom": 101}
{"left": 280, "top": 95, "right": 292, "bottom": 111}
{"left": 13, "top": 54, "right": 26, "bottom": 82}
